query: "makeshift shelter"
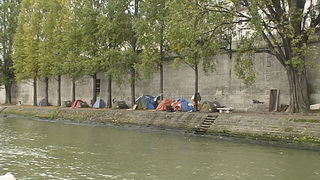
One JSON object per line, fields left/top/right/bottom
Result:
{"left": 156, "top": 98, "right": 174, "bottom": 111}
{"left": 38, "top": 99, "right": 49, "bottom": 106}
{"left": 71, "top": 100, "right": 83, "bottom": 108}
{"left": 79, "top": 101, "right": 90, "bottom": 108}
{"left": 172, "top": 98, "right": 194, "bottom": 112}
{"left": 200, "top": 101, "right": 221, "bottom": 112}
{"left": 135, "top": 95, "right": 158, "bottom": 110}
{"left": 93, "top": 99, "right": 106, "bottom": 108}
{"left": 113, "top": 101, "right": 128, "bottom": 109}
{"left": 62, "top": 101, "right": 72, "bottom": 107}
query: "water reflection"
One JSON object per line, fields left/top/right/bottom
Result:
{"left": 0, "top": 117, "right": 320, "bottom": 179}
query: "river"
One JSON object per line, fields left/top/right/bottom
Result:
{"left": 0, "top": 116, "right": 319, "bottom": 180}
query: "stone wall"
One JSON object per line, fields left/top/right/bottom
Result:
{"left": 3, "top": 46, "right": 320, "bottom": 112}
{"left": 2, "top": 106, "right": 320, "bottom": 147}
{"left": 211, "top": 113, "right": 320, "bottom": 139}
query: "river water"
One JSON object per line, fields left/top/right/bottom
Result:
{"left": 0, "top": 116, "right": 319, "bottom": 180}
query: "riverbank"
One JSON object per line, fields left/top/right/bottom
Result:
{"left": 1, "top": 105, "right": 320, "bottom": 150}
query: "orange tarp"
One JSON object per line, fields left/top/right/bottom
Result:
{"left": 156, "top": 99, "right": 174, "bottom": 111}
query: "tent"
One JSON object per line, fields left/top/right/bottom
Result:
{"left": 93, "top": 99, "right": 106, "bottom": 108}
{"left": 156, "top": 98, "right": 174, "bottom": 111}
{"left": 38, "top": 99, "right": 49, "bottom": 106}
{"left": 71, "top": 100, "right": 83, "bottom": 108}
{"left": 172, "top": 98, "right": 194, "bottom": 112}
{"left": 62, "top": 101, "right": 72, "bottom": 107}
{"left": 135, "top": 95, "right": 158, "bottom": 110}
{"left": 113, "top": 101, "right": 128, "bottom": 109}
{"left": 200, "top": 101, "right": 221, "bottom": 112}
{"left": 79, "top": 101, "right": 90, "bottom": 108}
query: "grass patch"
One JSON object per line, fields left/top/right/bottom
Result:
{"left": 50, "top": 109, "right": 61, "bottom": 119}
{"left": 283, "top": 127, "right": 293, "bottom": 132}
{"left": 289, "top": 119, "right": 320, "bottom": 123}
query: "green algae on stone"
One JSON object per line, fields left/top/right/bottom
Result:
{"left": 289, "top": 119, "right": 320, "bottom": 123}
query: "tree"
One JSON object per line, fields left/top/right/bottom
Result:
{"left": 0, "top": 0, "right": 21, "bottom": 104}
{"left": 96, "top": 0, "right": 141, "bottom": 107}
{"left": 125, "top": 0, "right": 141, "bottom": 107}
{"left": 227, "top": 0, "right": 320, "bottom": 112}
{"left": 13, "top": 0, "right": 43, "bottom": 106}
{"left": 95, "top": 0, "right": 134, "bottom": 107}
{"left": 166, "top": 0, "right": 228, "bottom": 111}
{"left": 136, "top": 0, "right": 168, "bottom": 100}
{"left": 37, "top": 0, "right": 63, "bottom": 106}
{"left": 62, "top": 0, "right": 86, "bottom": 102}
{"left": 50, "top": 0, "right": 70, "bottom": 106}
{"left": 79, "top": 0, "right": 101, "bottom": 105}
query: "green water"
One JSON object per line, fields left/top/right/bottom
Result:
{"left": 0, "top": 117, "right": 319, "bottom": 180}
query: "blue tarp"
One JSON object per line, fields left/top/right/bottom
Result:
{"left": 174, "top": 98, "right": 194, "bottom": 112}
{"left": 135, "top": 95, "right": 158, "bottom": 109}
{"left": 93, "top": 99, "right": 106, "bottom": 108}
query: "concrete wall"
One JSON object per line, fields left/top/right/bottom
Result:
{"left": 306, "top": 43, "right": 320, "bottom": 105}
{"left": 132, "top": 52, "right": 290, "bottom": 112}
{"left": 5, "top": 48, "right": 320, "bottom": 111}
{"left": 211, "top": 113, "right": 320, "bottom": 139}
{"left": 0, "top": 86, "right": 5, "bottom": 103}
{"left": 11, "top": 80, "right": 34, "bottom": 105}
{"left": 2, "top": 106, "right": 320, "bottom": 148}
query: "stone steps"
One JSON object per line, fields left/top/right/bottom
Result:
{"left": 194, "top": 115, "right": 218, "bottom": 135}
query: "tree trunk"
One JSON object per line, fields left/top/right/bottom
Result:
{"left": 107, "top": 76, "right": 112, "bottom": 108}
{"left": 33, "top": 78, "right": 37, "bottom": 106}
{"left": 5, "top": 83, "right": 12, "bottom": 104}
{"left": 194, "top": 64, "right": 199, "bottom": 111}
{"left": 92, "top": 74, "right": 97, "bottom": 106}
{"left": 130, "top": 0, "right": 139, "bottom": 108}
{"left": 44, "top": 77, "right": 49, "bottom": 106}
{"left": 130, "top": 67, "right": 136, "bottom": 107}
{"left": 57, "top": 75, "right": 61, "bottom": 107}
{"left": 286, "top": 68, "right": 309, "bottom": 113}
{"left": 72, "top": 79, "right": 76, "bottom": 102}
{"left": 159, "top": 63, "right": 164, "bottom": 100}
{"left": 159, "top": 23, "right": 165, "bottom": 101}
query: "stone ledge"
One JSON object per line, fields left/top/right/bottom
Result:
{"left": 1, "top": 106, "right": 320, "bottom": 149}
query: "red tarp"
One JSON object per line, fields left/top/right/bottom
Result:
{"left": 171, "top": 101, "right": 183, "bottom": 111}
{"left": 71, "top": 100, "right": 83, "bottom": 108}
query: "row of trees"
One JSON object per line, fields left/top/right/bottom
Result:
{"left": 11, "top": 0, "right": 228, "bottom": 111}
{"left": 1, "top": 0, "right": 320, "bottom": 112}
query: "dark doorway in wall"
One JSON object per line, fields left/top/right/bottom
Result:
{"left": 269, "top": 89, "right": 279, "bottom": 111}
{"left": 96, "top": 79, "right": 101, "bottom": 97}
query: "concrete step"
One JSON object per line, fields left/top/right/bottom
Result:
{"left": 202, "top": 122, "right": 213, "bottom": 125}
{"left": 205, "top": 117, "right": 218, "bottom": 121}
{"left": 194, "top": 115, "right": 218, "bottom": 135}
{"left": 207, "top": 115, "right": 218, "bottom": 118}
{"left": 204, "top": 119, "right": 215, "bottom": 122}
